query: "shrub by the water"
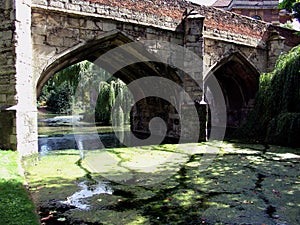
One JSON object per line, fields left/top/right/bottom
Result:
{"left": 235, "top": 44, "right": 300, "bottom": 146}
{"left": 46, "top": 83, "right": 73, "bottom": 114}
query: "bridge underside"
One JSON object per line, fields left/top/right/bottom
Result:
{"left": 206, "top": 53, "right": 259, "bottom": 135}
{"left": 37, "top": 31, "right": 205, "bottom": 149}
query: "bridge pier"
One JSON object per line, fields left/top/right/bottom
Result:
{"left": 0, "top": 0, "right": 38, "bottom": 155}
{"left": 184, "top": 12, "right": 207, "bottom": 142}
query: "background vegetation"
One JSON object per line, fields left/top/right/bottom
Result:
{"left": 235, "top": 44, "right": 300, "bottom": 147}
{"left": 38, "top": 61, "right": 133, "bottom": 125}
{"left": 279, "top": 0, "right": 300, "bottom": 22}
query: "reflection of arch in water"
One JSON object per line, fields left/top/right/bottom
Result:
{"left": 205, "top": 52, "right": 260, "bottom": 132}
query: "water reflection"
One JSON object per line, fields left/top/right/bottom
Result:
{"left": 38, "top": 132, "right": 124, "bottom": 152}
{"left": 40, "top": 144, "right": 51, "bottom": 156}
{"left": 38, "top": 113, "right": 126, "bottom": 152}
{"left": 60, "top": 181, "right": 113, "bottom": 210}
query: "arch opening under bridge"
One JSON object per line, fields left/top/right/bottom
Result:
{"left": 205, "top": 52, "right": 260, "bottom": 136}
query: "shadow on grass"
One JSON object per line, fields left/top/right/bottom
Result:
{"left": 0, "top": 179, "right": 39, "bottom": 225}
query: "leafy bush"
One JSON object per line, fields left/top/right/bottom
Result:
{"left": 46, "top": 83, "right": 73, "bottom": 114}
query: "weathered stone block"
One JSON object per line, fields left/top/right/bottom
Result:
{"left": 63, "top": 37, "right": 80, "bottom": 47}
{"left": 46, "top": 34, "right": 64, "bottom": 46}
{"left": 32, "top": 34, "right": 46, "bottom": 45}
{"left": 2, "top": 30, "right": 13, "bottom": 40}
{"left": 47, "top": 14, "right": 63, "bottom": 26}
{"left": 32, "top": 26, "right": 47, "bottom": 35}
{"left": 96, "top": 6, "right": 107, "bottom": 15}
{"left": 0, "top": 110, "right": 16, "bottom": 150}
{"left": 102, "top": 22, "right": 117, "bottom": 31}
{"left": 59, "top": 28, "right": 79, "bottom": 38}
{"left": 10, "top": 134, "right": 17, "bottom": 145}
{"left": 0, "top": 94, "right": 7, "bottom": 103}
{"left": 82, "top": 20, "right": 98, "bottom": 30}
{"left": 81, "top": 5, "right": 95, "bottom": 13}
{"left": 71, "top": 0, "right": 88, "bottom": 5}
{"left": 170, "top": 37, "right": 183, "bottom": 45}
{"left": 146, "top": 33, "right": 157, "bottom": 40}
{"left": 64, "top": 17, "right": 80, "bottom": 28}
{"left": 79, "top": 29, "right": 104, "bottom": 40}
{"left": 109, "top": 8, "right": 120, "bottom": 18}
{"left": 50, "top": 0, "right": 65, "bottom": 9}
{"left": 6, "top": 94, "right": 16, "bottom": 105}
{"left": 65, "top": 3, "right": 81, "bottom": 11}
{"left": 32, "top": 0, "right": 48, "bottom": 6}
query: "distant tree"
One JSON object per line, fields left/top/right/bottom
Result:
{"left": 279, "top": 0, "right": 300, "bottom": 22}
{"left": 94, "top": 79, "right": 132, "bottom": 125}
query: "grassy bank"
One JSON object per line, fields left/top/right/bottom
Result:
{"left": 0, "top": 151, "right": 39, "bottom": 225}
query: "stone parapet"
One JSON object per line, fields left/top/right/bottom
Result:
{"left": 32, "top": 0, "right": 183, "bottom": 31}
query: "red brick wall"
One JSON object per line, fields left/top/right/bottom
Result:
{"left": 231, "top": 8, "right": 280, "bottom": 23}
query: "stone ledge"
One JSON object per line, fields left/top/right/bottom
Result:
{"left": 204, "top": 33, "right": 265, "bottom": 49}
{"left": 31, "top": 3, "right": 182, "bottom": 31}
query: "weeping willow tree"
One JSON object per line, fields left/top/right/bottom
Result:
{"left": 235, "top": 45, "right": 300, "bottom": 147}
{"left": 39, "top": 61, "right": 133, "bottom": 123}
{"left": 95, "top": 79, "right": 132, "bottom": 125}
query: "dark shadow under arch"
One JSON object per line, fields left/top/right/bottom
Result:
{"left": 205, "top": 52, "right": 260, "bottom": 133}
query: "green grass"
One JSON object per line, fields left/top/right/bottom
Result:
{"left": 0, "top": 151, "right": 39, "bottom": 225}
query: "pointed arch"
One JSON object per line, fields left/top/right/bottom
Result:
{"left": 35, "top": 30, "right": 185, "bottom": 143}
{"left": 205, "top": 52, "right": 260, "bottom": 130}
{"left": 36, "top": 30, "right": 134, "bottom": 95}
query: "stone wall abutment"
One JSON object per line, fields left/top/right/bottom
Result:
{"left": 0, "top": 0, "right": 38, "bottom": 155}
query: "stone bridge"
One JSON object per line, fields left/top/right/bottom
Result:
{"left": 0, "top": 0, "right": 299, "bottom": 155}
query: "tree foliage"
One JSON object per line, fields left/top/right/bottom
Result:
{"left": 236, "top": 45, "right": 300, "bottom": 147}
{"left": 94, "top": 79, "right": 131, "bottom": 125}
{"left": 39, "top": 61, "right": 133, "bottom": 125}
{"left": 46, "top": 83, "right": 73, "bottom": 114}
{"left": 279, "top": 0, "right": 300, "bottom": 22}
